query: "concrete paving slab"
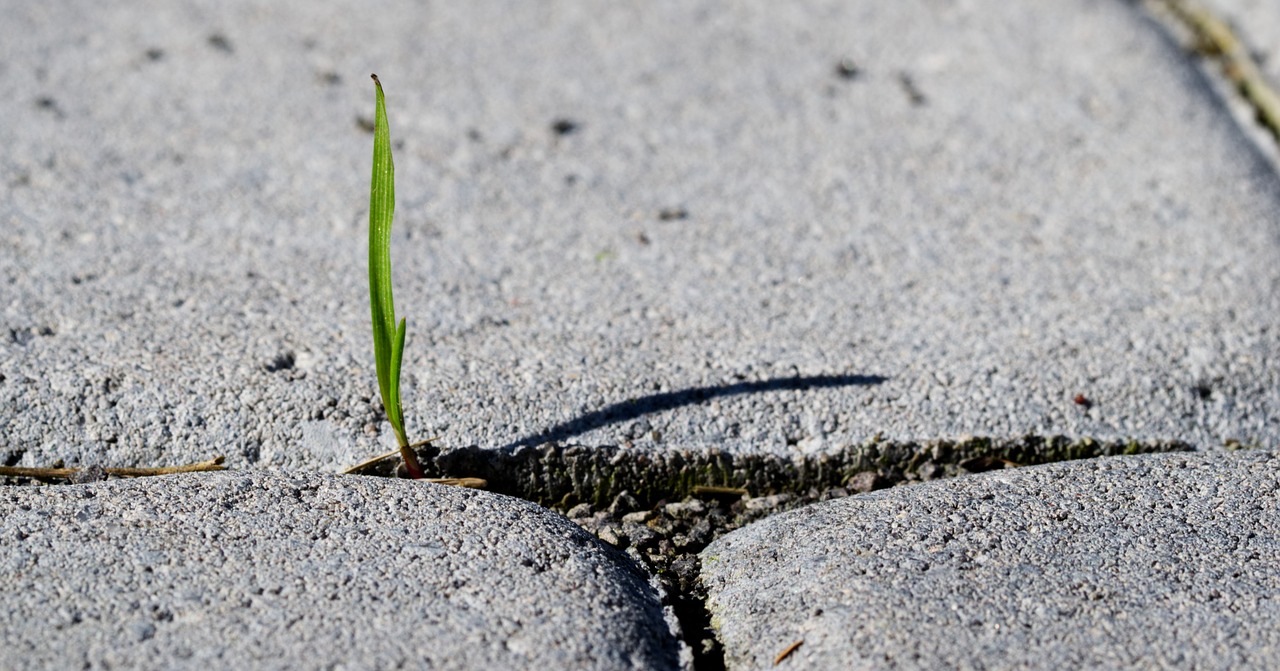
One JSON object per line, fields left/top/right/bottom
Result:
{"left": 701, "top": 450, "right": 1280, "bottom": 670}
{"left": 3, "top": 0, "right": 1280, "bottom": 471}
{"left": 0, "top": 472, "right": 684, "bottom": 670}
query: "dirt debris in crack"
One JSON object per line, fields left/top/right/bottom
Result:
{"left": 355, "top": 434, "right": 1191, "bottom": 510}
{"left": 349, "top": 434, "right": 1189, "bottom": 670}
{"left": 558, "top": 484, "right": 861, "bottom": 670}
{"left": 4, "top": 436, "right": 1191, "bottom": 668}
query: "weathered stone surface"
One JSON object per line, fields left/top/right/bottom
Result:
{"left": 1, "top": 472, "right": 683, "bottom": 670}
{"left": 3, "top": 0, "right": 1280, "bottom": 473}
{"left": 702, "top": 451, "right": 1280, "bottom": 670}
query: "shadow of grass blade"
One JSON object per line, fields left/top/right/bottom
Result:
{"left": 369, "top": 74, "right": 408, "bottom": 448}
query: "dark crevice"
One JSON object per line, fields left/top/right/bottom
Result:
{"left": 350, "top": 434, "right": 1191, "bottom": 669}
{"left": 263, "top": 351, "right": 296, "bottom": 373}
{"left": 550, "top": 118, "right": 580, "bottom": 136}
{"left": 207, "top": 34, "right": 234, "bottom": 54}
{"left": 658, "top": 207, "right": 689, "bottom": 221}
{"left": 4, "top": 377, "right": 1192, "bottom": 668}
{"left": 367, "top": 434, "right": 1188, "bottom": 510}
{"left": 673, "top": 577, "right": 722, "bottom": 670}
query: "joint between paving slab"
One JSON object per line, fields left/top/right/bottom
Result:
{"left": 1146, "top": 0, "right": 1280, "bottom": 145}
{"left": 344, "top": 434, "right": 1192, "bottom": 670}
{"left": 4, "top": 436, "right": 1195, "bottom": 670}
{"left": 346, "top": 434, "right": 1193, "bottom": 509}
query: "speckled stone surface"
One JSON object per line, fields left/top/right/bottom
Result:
{"left": 702, "top": 450, "right": 1280, "bottom": 670}
{"left": 0, "top": 472, "right": 684, "bottom": 670}
{"left": 5, "top": 3, "right": 1280, "bottom": 667}
{"left": 3, "top": 0, "right": 1280, "bottom": 473}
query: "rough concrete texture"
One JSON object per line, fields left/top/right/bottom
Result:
{"left": 0, "top": 472, "right": 683, "bottom": 670}
{"left": 3, "top": 0, "right": 1280, "bottom": 471}
{"left": 701, "top": 450, "right": 1280, "bottom": 670}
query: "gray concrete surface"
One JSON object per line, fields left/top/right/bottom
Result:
{"left": 0, "top": 471, "right": 684, "bottom": 670}
{"left": 701, "top": 450, "right": 1280, "bottom": 670}
{"left": 3, "top": 0, "right": 1280, "bottom": 472}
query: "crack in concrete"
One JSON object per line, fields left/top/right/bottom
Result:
{"left": 351, "top": 435, "right": 1190, "bottom": 669}
{"left": 349, "top": 435, "right": 1191, "bottom": 508}
{"left": 1, "top": 436, "right": 1194, "bottom": 670}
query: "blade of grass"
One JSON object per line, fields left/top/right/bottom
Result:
{"left": 388, "top": 316, "right": 408, "bottom": 444}
{"left": 369, "top": 74, "right": 424, "bottom": 478}
{"left": 369, "top": 74, "right": 397, "bottom": 430}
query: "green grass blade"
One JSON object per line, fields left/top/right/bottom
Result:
{"left": 369, "top": 74, "right": 408, "bottom": 447}
{"left": 388, "top": 317, "right": 408, "bottom": 444}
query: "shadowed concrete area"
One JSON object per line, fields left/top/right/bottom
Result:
{"left": 504, "top": 374, "right": 888, "bottom": 450}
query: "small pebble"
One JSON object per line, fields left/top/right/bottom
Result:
{"left": 625, "top": 523, "right": 659, "bottom": 549}
{"left": 608, "top": 491, "right": 641, "bottom": 516}
{"left": 70, "top": 465, "right": 108, "bottom": 484}
{"left": 597, "top": 525, "right": 625, "bottom": 548}
{"left": 663, "top": 499, "right": 706, "bottom": 517}
{"left": 621, "top": 510, "right": 653, "bottom": 524}
{"left": 849, "top": 471, "right": 887, "bottom": 493}
{"left": 686, "top": 518, "right": 713, "bottom": 547}
{"left": 744, "top": 493, "right": 792, "bottom": 513}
